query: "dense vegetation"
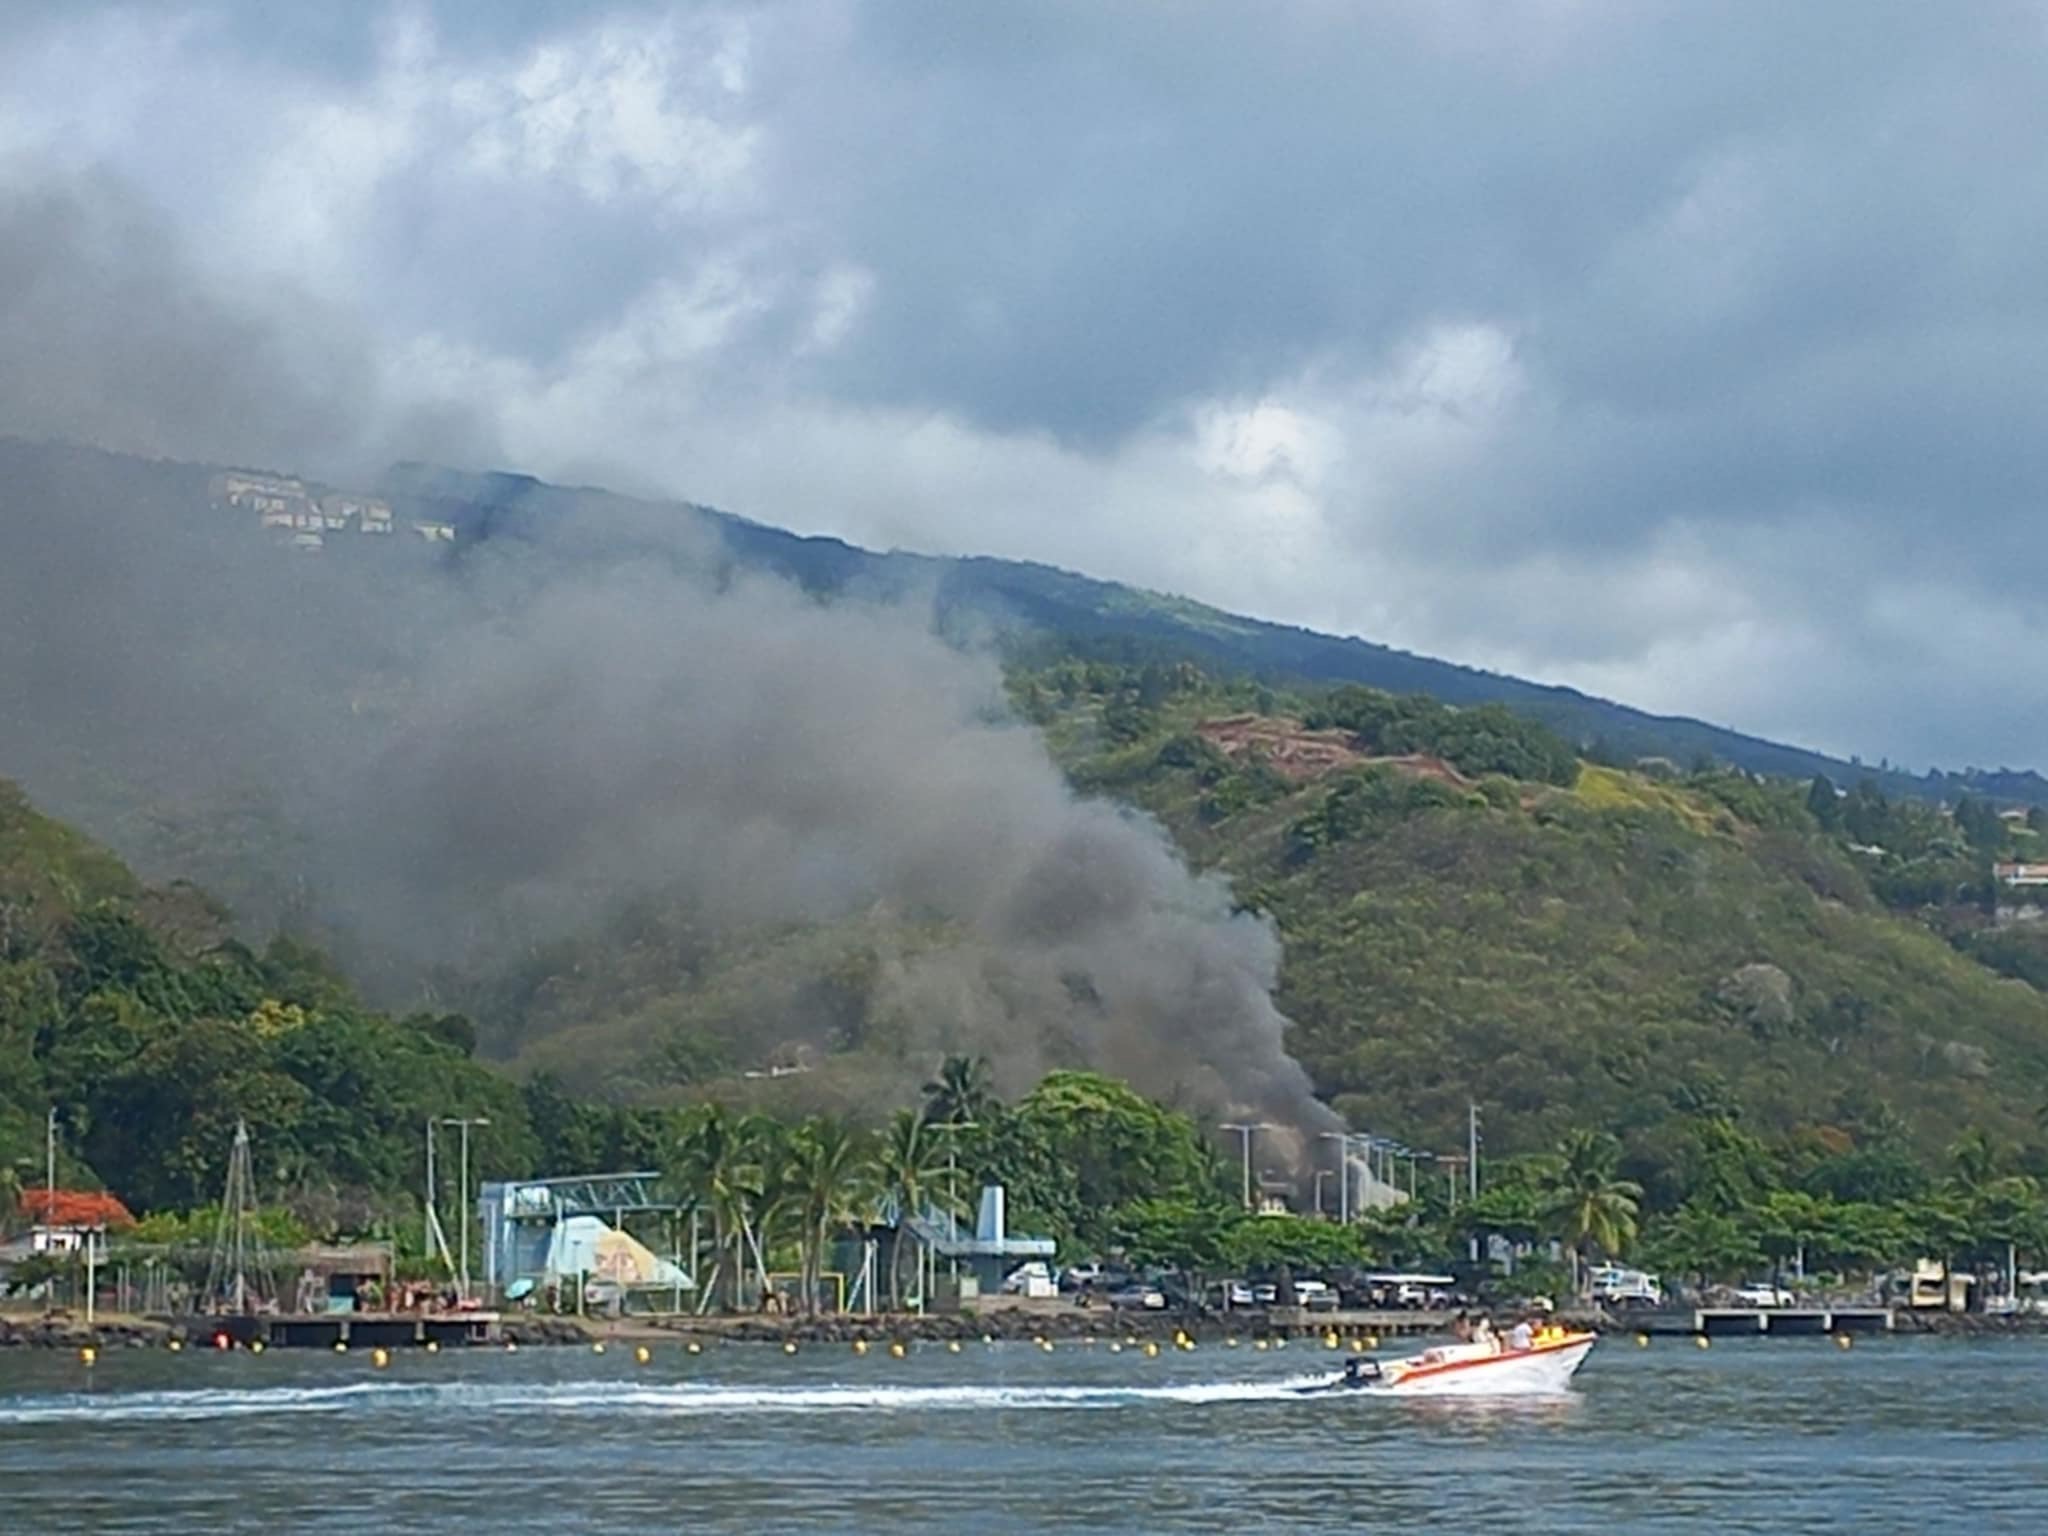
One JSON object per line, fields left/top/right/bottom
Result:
{"left": 1007, "top": 660, "right": 2048, "bottom": 1184}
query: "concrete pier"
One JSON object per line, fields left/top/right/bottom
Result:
{"left": 1633, "top": 1306, "right": 1893, "bottom": 1337}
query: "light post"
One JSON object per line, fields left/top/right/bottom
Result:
{"left": 1220, "top": 1123, "right": 1269, "bottom": 1211}
{"left": 1313, "top": 1169, "right": 1331, "bottom": 1218}
{"left": 438, "top": 1117, "right": 490, "bottom": 1301}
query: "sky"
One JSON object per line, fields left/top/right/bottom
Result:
{"left": 4, "top": 0, "right": 2047, "bottom": 774}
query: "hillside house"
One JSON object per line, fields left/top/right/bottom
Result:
{"left": 411, "top": 520, "right": 456, "bottom": 542}
{"left": 319, "top": 493, "right": 394, "bottom": 533}
{"left": 212, "top": 470, "right": 313, "bottom": 525}
{"left": 1994, "top": 862, "right": 2048, "bottom": 887}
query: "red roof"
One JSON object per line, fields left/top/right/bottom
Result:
{"left": 19, "top": 1189, "right": 136, "bottom": 1229}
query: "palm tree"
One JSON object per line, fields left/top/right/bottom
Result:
{"left": 922, "top": 1054, "right": 995, "bottom": 1127}
{"left": 1945, "top": 1127, "right": 2005, "bottom": 1196}
{"left": 876, "top": 1109, "right": 949, "bottom": 1310}
{"left": 787, "top": 1118, "right": 877, "bottom": 1314}
{"left": 1546, "top": 1130, "right": 1642, "bottom": 1293}
{"left": 672, "top": 1103, "right": 763, "bottom": 1311}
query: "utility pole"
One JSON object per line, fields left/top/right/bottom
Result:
{"left": 1467, "top": 1102, "right": 1482, "bottom": 1265}
{"left": 1221, "top": 1123, "right": 1268, "bottom": 1211}
{"left": 1467, "top": 1103, "right": 1481, "bottom": 1200}
{"left": 439, "top": 1117, "right": 490, "bottom": 1301}
{"left": 45, "top": 1105, "right": 56, "bottom": 1208}
{"left": 424, "top": 1118, "right": 437, "bottom": 1266}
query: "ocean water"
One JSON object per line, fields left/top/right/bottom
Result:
{"left": 1, "top": 1334, "right": 2043, "bottom": 1532}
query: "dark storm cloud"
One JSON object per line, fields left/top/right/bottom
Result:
{"left": 4, "top": 1, "right": 2048, "bottom": 769}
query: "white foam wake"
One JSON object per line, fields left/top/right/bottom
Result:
{"left": 0, "top": 1374, "right": 1336, "bottom": 1426}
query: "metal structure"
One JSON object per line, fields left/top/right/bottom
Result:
{"left": 479, "top": 1171, "right": 686, "bottom": 1299}
{"left": 202, "top": 1119, "right": 270, "bottom": 1314}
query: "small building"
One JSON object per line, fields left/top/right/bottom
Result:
{"left": 17, "top": 1189, "right": 134, "bottom": 1257}
{"left": 1995, "top": 862, "right": 2048, "bottom": 887}
{"left": 411, "top": 521, "right": 457, "bottom": 543}
{"left": 287, "top": 1242, "right": 396, "bottom": 1314}
{"left": 319, "top": 493, "right": 395, "bottom": 533}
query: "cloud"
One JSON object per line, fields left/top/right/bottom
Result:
{"left": 4, "top": 1, "right": 2048, "bottom": 769}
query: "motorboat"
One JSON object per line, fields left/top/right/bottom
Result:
{"left": 1296, "top": 1330, "right": 1596, "bottom": 1397}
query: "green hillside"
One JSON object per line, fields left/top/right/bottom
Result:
{"left": 455, "top": 655, "right": 2048, "bottom": 1197}
{"left": 0, "top": 779, "right": 537, "bottom": 1216}
{"left": 1026, "top": 663, "right": 2048, "bottom": 1180}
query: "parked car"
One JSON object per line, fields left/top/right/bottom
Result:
{"left": 1059, "top": 1263, "right": 1107, "bottom": 1293}
{"left": 1731, "top": 1282, "right": 1795, "bottom": 1308}
{"left": 1107, "top": 1284, "right": 1168, "bottom": 1310}
{"left": 1588, "top": 1264, "right": 1664, "bottom": 1308}
{"left": 1215, "top": 1280, "right": 1256, "bottom": 1308}
{"left": 1294, "top": 1279, "right": 1341, "bottom": 1312}
{"left": 1001, "top": 1261, "right": 1057, "bottom": 1298}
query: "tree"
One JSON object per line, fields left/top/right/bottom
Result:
{"left": 672, "top": 1103, "right": 763, "bottom": 1310}
{"left": 785, "top": 1117, "right": 876, "bottom": 1315}
{"left": 1544, "top": 1130, "right": 1642, "bottom": 1290}
{"left": 1806, "top": 774, "right": 1842, "bottom": 831}
{"left": 876, "top": 1109, "right": 948, "bottom": 1309}
{"left": 922, "top": 1055, "right": 995, "bottom": 1127}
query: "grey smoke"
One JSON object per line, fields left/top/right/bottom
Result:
{"left": 0, "top": 171, "right": 1334, "bottom": 1139}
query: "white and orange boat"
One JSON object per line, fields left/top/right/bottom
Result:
{"left": 1297, "top": 1330, "right": 1597, "bottom": 1397}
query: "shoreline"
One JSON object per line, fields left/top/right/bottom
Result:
{"left": 8, "top": 1303, "right": 2039, "bottom": 1352}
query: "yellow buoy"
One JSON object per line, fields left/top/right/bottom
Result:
{"left": 79, "top": 1346, "right": 97, "bottom": 1366}
{"left": 1635, "top": 1333, "right": 1650, "bottom": 1348}
{"left": 686, "top": 1340, "right": 702, "bottom": 1355}
{"left": 249, "top": 1339, "right": 266, "bottom": 1355}
{"left": 1274, "top": 1337, "right": 1287, "bottom": 1350}
{"left": 1224, "top": 1336, "right": 1238, "bottom": 1348}
{"left": 947, "top": 1339, "right": 962, "bottom": 1354}
{"left": 634, "top": 1345, "right": 651, "bottom": 1365}
{"left": 1323, "top": 1333, "right": 1339, "bottom": 1350}
{"left": 1364, "top": 1335, "right": 1379, "bottom": 1349}
{"left": 1695, "top": 1335, "right": 1710, "bottom": 1350}
{"left": 333, "top": 1340, "right": 349, "bottom": 1354}
{"left": 1124, "top": 1336, "right": 1137, "bottom": 1348}
{"left": 853, "top": 1339, "right": 870, "bottom": 1356}
{"left": 371, "top": 1348, "right": 390, "bottom": 1369}
{"left": 592, "top": 1342, "right": 606, "bottom": 1355}
{"left": 424, "top": 1340, "right": 439, "bottom": 1355}
{"left": 167, "top": 1338, "right": 183, "bottom": 1353}
{"left": 1254, "top": 1338, "right": 1269, "bottom": 1352}
{"left": 1836, "top": 1334, "right": 1853, "bottom": 1350}
{"left": 1040, "top": 1338, "right": 1054, "bottom": 1353}
{"left": 889, "top": 1341, "right": 906, "bottom": 1359}
{"left": 1142, "top": 1341, "right": 1160, "bottom": 1358}
{"left": 784, "top": 1340, "right": 799, "bottom": 1355}
{"left": 1108, "top": 1341, "right": 1124, "bottom": 1354}
{"left": 982, "top": 1334, "right": 995, "bottom": 1346}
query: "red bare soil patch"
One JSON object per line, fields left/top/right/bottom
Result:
{"left": 1194, "top": 715, "right": 1473, "bottom": 789}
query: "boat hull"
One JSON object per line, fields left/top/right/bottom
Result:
{"left": 1377, "top": 1336, "right": 1594, "bottom": 1396}
{"left": 1300, "top": 1333, "right": 1596, "bottom": 1398}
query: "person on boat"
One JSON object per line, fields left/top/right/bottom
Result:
{"left": 1508, "top": 1317, "right": 1534, "bottom": 1352}
{"left": 1450, "top": 1311, "right": 1473, "bottom": 1344}
{"left": 1471, "top": 1314, "right": 1497, "bottom": 1352}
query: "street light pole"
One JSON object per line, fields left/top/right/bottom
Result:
{"left": 1220, "top": 1123, "right": 1268, "bottom": 1211}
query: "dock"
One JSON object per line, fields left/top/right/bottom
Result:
{"left": 195, "top": 1311, "right": 502, "bottom": 1349}
{"left": 1631, "top": 1306, "right": 1894, "bottom": 1337}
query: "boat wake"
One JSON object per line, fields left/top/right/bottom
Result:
{"left": 0, "top": 1374, "right": 1344, "bottom": 1426}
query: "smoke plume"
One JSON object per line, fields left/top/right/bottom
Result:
{"left": 0, "top": 170, "right": 1334, "bottom": 1140}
